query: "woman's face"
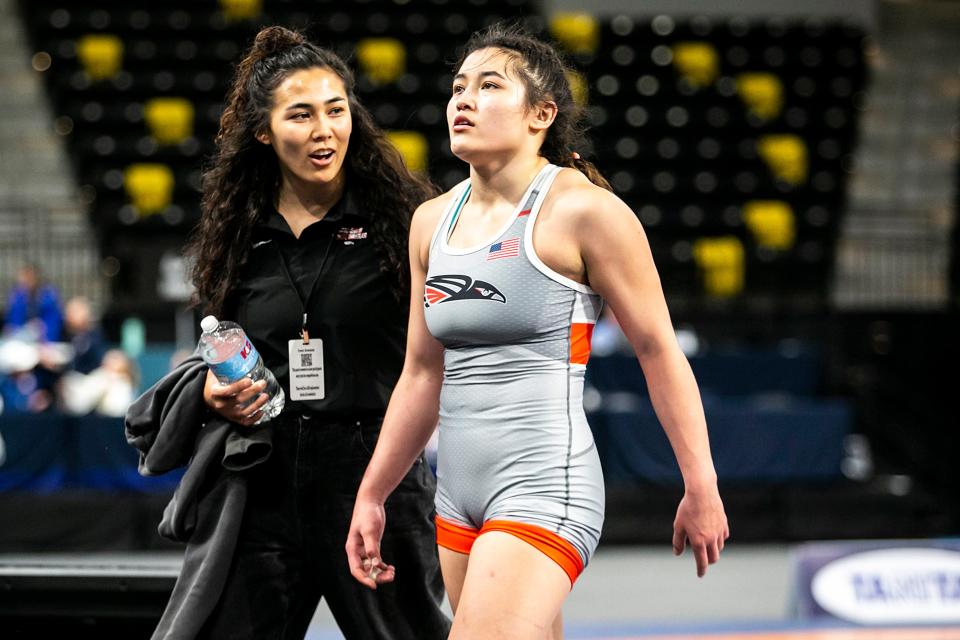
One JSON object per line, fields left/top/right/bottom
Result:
{"left": 258, "top": 66, "right": 352, "bottom": 191}
{"left": 448, "top": 47, "right": 534, "bottom": 162}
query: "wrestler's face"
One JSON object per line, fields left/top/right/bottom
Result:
{"left": 258, "top": 66, "right": 352, "bottom": 193}
{"left": 448, "top": 48, "right": 536, "bottom": 162}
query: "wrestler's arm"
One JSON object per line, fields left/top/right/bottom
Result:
{"left": 569, "top": 185, "right": 730, "bottom": 578}
{"left": 346, "top": 195, "right": 447, "bottom": 588}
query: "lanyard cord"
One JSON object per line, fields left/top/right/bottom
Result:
{"left": 275, "top": 231, "right": 336, "bottom": 343}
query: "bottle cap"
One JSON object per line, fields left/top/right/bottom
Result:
{"left": 200, "top": 315, "right": 219, "bottom": 333}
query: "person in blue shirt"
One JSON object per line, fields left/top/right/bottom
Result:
{"left": 3, "top": 264, "right": 63, "bottom": 343}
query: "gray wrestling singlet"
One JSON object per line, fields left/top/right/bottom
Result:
{"left": 424, "top": 163, "right": 605, "bottom": 569}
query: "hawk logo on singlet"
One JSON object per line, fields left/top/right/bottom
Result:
{"left": 424, "top": 275, "right": 506, "bottom": 307}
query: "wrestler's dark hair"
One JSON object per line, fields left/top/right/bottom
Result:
{"left": 455, "top": 23, "right": 611, "bottom": 191}
{"left": 186, "top": 26, "right": 436, "bottom": 316}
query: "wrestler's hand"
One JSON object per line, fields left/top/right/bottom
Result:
{"left": 672, "top": 483, "right": 729, "bottom": 578}
{"left": 346, "top": 498, "right": 396, "bottom": 589}
{"left": 202, "top": 368, "right": 268, "bottom": 427}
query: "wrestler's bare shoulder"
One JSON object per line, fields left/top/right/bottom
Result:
{"left": 541, "top": 168, "right": 634, "bottom": 229}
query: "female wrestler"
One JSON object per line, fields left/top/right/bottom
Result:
{"left": 347, "top": 24, "right": 729, "bottom": 639}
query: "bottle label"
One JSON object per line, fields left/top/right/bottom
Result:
{"left": 210, "top": 338, "right": 259, "bottom": 381}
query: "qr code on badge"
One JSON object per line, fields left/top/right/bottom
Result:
{"left": 300, "top": 352, "right": 313, "bottom": 368}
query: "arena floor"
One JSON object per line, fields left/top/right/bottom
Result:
{"left": 2, "top": 545, "right": 956, "bottom": 638}
{"left": 303, "top": 543, "right": 960, "bottom": 639}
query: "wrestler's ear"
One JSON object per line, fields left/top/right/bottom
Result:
{"left": 529, "top": 100, "right": 558, "bottom": 134}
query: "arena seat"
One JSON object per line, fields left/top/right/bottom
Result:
{"left": 671, "top": 41, "right": 720, "bottom": 87}
{"left": 692, "top": 235, "right": 746, "bottom": 298}
{"left": 386, "top": 130, "right": 429, "bottom": 173}
{"left": 735, "top": 71, "right": 784, "bottom": 121}
{"left": 356, "top": 37, "right": 406, "bottom": 85}
{"left": 123, "top": 163, "right": 175, "bottom": 216}
{"left": 566, "top": 69, "right": 588, "bottom": 107}
{"left": 743, "top": 200, "right": 796, "bottom": 250}
{"left": 143, "top": 97, "right": 194, "bottom": 145}
{"left": 76, "top": 33, "right": 123, "bottom": 81}
{"left": 549, "top": 12, "right": 599, "bottom": 56}
{"left": 757, "top": 133, "right": 809, "bottom": 185}
{"left": 218, "top": 0, "right": 262, "bottom": 22}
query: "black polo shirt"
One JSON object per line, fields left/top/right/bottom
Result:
{"left": 224, "top": 189, "right": 407, "bottom": 416}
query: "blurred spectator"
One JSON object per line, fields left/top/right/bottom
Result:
{"left": 591, "top": 307, "right": 633, "bottom": 356}
{"left": 0, "top": 371, "right": 54, "bottom": 413}
{"left": 168, "top": 347, "right": 194, "bottom": 372}
{"left": 59, "top": 349, "right": 139, "bottom": 417}
{"left": 592, "top": 309, "right": 701, "bottom": 358}
{"left": 3, "top": 264, "right": 63, "bottom": 342}
{"left": 60, "top": 296, "right": 106, "bottom": 374}
{"left": 0, "top": 339, "right": 53, "bottom": 413}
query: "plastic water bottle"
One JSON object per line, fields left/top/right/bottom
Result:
{"left": 198, "top": 315, "right": 284, "bottom": 423}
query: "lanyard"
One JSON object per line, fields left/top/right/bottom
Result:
{"left": 275, "top": 232, "right": 336, "bottom": 344}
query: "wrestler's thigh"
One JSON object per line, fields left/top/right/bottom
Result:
{"left": 450, "top": 531, "right": 570, "bottom": 640}
{"left": 439, "top": 545, "right": 470, "bottom": 613}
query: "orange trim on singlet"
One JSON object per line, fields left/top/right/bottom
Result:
{"left": 434, "top": 515, "right": 585, "bottom": 586}
{"left": 434, "top": 515, "right": 478, "bottom": 555}
{"left": 481, "top": 520, "right": 585, "bottom": 586}
{"left": 569, "top": 322, "right": 594, "bottom": 365}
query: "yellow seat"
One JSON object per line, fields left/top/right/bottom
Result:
{"left": 736, "top": 73, "right": 784, "bottom": 121}
{"left": 566, "top": 69, "right": 588, "bottom": 108}
{"left": 744, "top": 201, "right": 795, "bottom": 250}
{"left": 758, "top": 134, "right": 808, "bottom": 185}
{"left": 76, "top": 34, "right": 123, "bottom": 81}
{"left": 219, "top": 0, "right": 262, "bottom": 21}
{"left": 356, "top": 38, "right": 406, "bottom": 85}
{"left": 549, "top": 13, "right": 599, "bottom": 55}
{"left": 386, "top": 130, "right": 427, "bottom": 173}
{"left": 693, "top": 236, "right": 745, "bottom": 297}
{"left": 672, "top": 42, "right": 719, "bottom": 88}
{"left": 144, "top": 98, "right": 194, "bottom": 145}
{"left": 124, "top": 164, "right": 175, "bottom": 216}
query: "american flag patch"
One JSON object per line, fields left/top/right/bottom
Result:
{"left": 487, "top": 237, "right": 520, "bottom": 261}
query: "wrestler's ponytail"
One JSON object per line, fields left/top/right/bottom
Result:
{"left": 457, "top": 23, "right": 612, "bottom": 192}
{"left": 567, "top": 153, "right": 612, "bottom": 192}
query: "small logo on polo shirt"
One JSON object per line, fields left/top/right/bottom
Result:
{"left": 336, "top": 226, "right": 367, "bottom": 245}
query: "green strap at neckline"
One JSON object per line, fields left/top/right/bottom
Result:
{"left": 444, "top": 164, "right": 556, "bottom": 244}
{"left": 445, "top": 183, "right": 472, "bottom": 241}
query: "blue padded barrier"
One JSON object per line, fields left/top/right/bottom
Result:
{"left": 590, "top": 394, "right": 852, "bottom": 484}
{"left": 136, "top": 345, "right": 179, "bottom": 393}
{"left": 0, "top": 414, "right": 183, "bottom": 492}
{"left": 0, "top": 413, "right": 68, "bottom": 492}
{"left": 71, "top": 415, "right": 183, "bottom": 491}
{"left": 586, "top": 348, "right": 821, "bottom": 397}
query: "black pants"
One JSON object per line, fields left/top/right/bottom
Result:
{"left": 199, "top": 413, "right": 451, "bottom": 640}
